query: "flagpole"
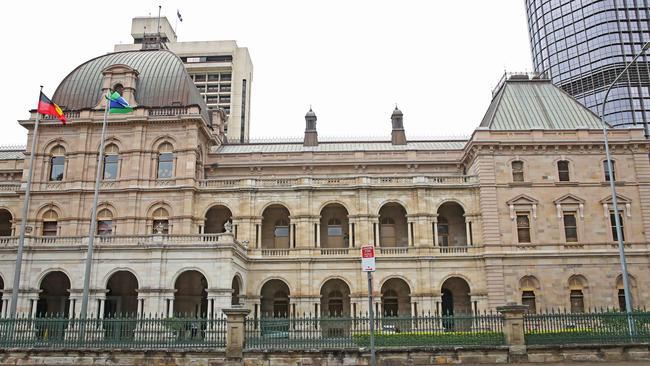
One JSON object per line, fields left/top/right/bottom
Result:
{"left": 79, "top": 92, "right": 110, "bottom": 321}
{"left": 9, "top": 86, "right": 43, "bottom": 317}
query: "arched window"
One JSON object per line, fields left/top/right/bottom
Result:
{"left": 557, "top": 160, "right": 570, "bottom": 181}
{"left": 520, "top": 276, "right": 538, "bottom": 314}
{"left": 569, "top": 276, "right": 586, "bottom": 313}
{"left": 103, "top": 144, "right": 119, "bottom": 180}
{"left": 42, "top": 210, "right": 58, "bottom": 236}
{"left": 152, "top": 207, "right": 169, "bottom": 234}
{"left": 511, "top": 160, "right": 524, "bottom": 182}
{"left": 97, "top": 209, "right": 113, "bottom": 236}
{"left": 437, "top": 217, "right": 449, "bottom": 246}
{"left": 327, "top": 290, "right": 344, "bottom": 316}
{"left": 604, "top": 160, "right": 616, "bottom": 182}
{"left": 49, "top": 146, "right": 65, "bottom": 181}
{"left": 327, "top": 218, "right": 342, "bottom": 237}
{"left": 382, "top": 289, "right": 399, "bottom": 317}
{"left": 157, "top": 142, "right": 174, "bottom": 179}
{"left": 274, "top": 219, "right": 289, "bottom": 238}
{"left": 273, "top": 290, "right": 289, "bottom": 318}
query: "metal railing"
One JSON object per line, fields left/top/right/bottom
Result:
{"left": 0, "top": 314, "right": 227, "bottom": 349}
{"left": 244, "top": 313, "right": 504, "bottom": 350}
{"left": 524, "top": 309, "right": 650, "bottom": 345}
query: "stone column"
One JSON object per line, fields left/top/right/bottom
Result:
{"left": 497, "top": 303, "right": 528, "bottom": 355}
{"left": 348, "top": 221, "right": 355, "bottom": 247}
{"left": 465, "top": 217, "right": 472, "bottom": 246}
{"left": 315, "top": 222, "right": 321, "bottom": 247}
{"left": 374, "top": 219, "right": 381, "bottom": 247}
{"left": 433, "top": 216, "right": 439, "bottom": 246}
{"left": 223, "top": 308, "right": 251, "bottom": 358}
{"left": 407, "top": 220, "right": 414, "bottom": 246}
{"left": 208, "top": 288, "right": 233, "bottom": 317}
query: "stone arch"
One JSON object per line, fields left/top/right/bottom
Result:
{"left": 95, "top": 136, "right": 124, "bottom": 151}
{"left": 375, "top": 199, "right": 409, "bottom": 216}
{"left": 436, "top": 201, "right": 467, "bottom": 246}
{"left": 170, "top": 267, "right": 211, "bottom": 290}
{"left": 258, "top": 201, "right": 293, "bottom": 217}
{"left": 174, "top": 270, "right": 208, "bottom": 317}
{"left": 261, "top": 204, "right": 291, "bottom": 249}
{"left": 260, "top": 279, "right": 291, "bottom": 318}
{"left": 378, "top": 202, "right": 408, "bottom": 247}
{"left": 320, "top": 278, "right": 351, "bottom": 317}
{"left": 0, "top": 208, "right": 13, "bottom": 236}
{"left": 36, "top": 270, "right": 71, "bottom": 317}
{"left": 41, "top": 138, "right": 69, "bottom": 155}
{"left": 104, "top": 270, "right": 139, "bottom": 316}
{"left": 150, "top": 135, "right": 178, "bottom": 151}
{"left": 318, "top": 275, "right": 354, "bottom": 293}
{"left": 317, "top": 200, "right": 353, "bottom": 215}
{"left": 380, "top": 277, "right": 411, "bottom": 317}
{"left": 320, "top": 203, "right": 349, "bottom": 248}
{"left": 615, "top": 274, "right": 638, "bottom": 310}
{"left": 231, "top": 274, "right": 243, "bottom": 306}
{"left": 204, "top": 204, "right": 233, "bottom": 234}
{"left": 441, "top": 276, "right": 471, "bottom": 316}
{"left": 35, "top": 202, "right": 63, "bottom": 219}
{"left": 519, "top": 275, "right": 540, "bottom": 313}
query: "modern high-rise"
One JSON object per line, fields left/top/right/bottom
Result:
{"left": 525, "top": 0, "right": 650, "bottom": 130}
{"left": 115, "top": 16, "right": 253, "bottom": 142}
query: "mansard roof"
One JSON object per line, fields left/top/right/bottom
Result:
{"left": 479, "top": 74, "right": 607, "bottom": 131}
{"left": 52, "top": 50, "right": 211, "bottom": 124}
{"left": 216, "top": 139, "right": 467, "bottom": 154}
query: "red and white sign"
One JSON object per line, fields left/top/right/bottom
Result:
{"left": 361, "top": 245, "right": 376, "bottom": 272}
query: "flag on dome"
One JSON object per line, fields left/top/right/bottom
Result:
{"left": 37, "top": 92, "right": 67, "bottom": 124}
{"left": 107, "top": 91, "right": 133, "bottom": 114}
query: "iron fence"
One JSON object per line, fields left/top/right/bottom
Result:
{"left": 244, "top": 313, "right": 505, "bottom": 350}
{"left": 0, "top": 314, "right": 227, "bottom": 349}
{"left": 524, "top": 309, "right": 650, "bottom": 345}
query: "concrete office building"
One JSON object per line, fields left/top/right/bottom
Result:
{"left": 525, "top": 0, "right": 650, "bottom": 130}
{"left": 115, "top": 16, "right": 253, "bottom": 142}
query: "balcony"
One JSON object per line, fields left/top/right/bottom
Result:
{"left": 0, "top": 234, "right": 240, "bottom": 249}
{"left": 199, "top": 175, "right": 477, "bottom": 191}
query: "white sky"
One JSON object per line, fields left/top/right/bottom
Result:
{"left": 0, "top": 0, "right": 533, "bottom": 145}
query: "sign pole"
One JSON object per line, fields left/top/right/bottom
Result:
{"left": 361, "top": 245, "right": 377, "bottom": 366}
{"left": 367, "top": 270, "right": 376, "bottom": 366}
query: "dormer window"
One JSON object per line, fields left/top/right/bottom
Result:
{"left": 113, "top": 83, "right": 124, "bottom": 96}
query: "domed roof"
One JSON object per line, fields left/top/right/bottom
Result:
{"left": 391, "top": 106, "right": 403, "bottom": 117}
{"left": 52, "top": 50, "right": 210, "bottom": 124}
{"left": 305, "top": 107, "right": 317, "bottom": 119}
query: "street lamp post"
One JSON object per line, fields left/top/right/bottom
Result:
{"left": 599, "top": 41, "right": 650, "bottom": 318}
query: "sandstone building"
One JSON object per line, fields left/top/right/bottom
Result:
{"left": 0, "top": 50, "right": 648, "bottom": 321}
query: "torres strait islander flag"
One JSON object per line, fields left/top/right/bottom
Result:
{"left": 37, "top": 92, "right": 67, "bottom": 124}
{"left": 107, "top": 91, "right": 133, "bottom": 114}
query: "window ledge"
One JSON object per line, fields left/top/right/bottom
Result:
{"left": 554, "top": 181, "right": 579, "bottom": 186}
{"left": 508, "top": 182, "right": 532, "bottom": 187}
{"left": 602, "top": 181, "right": 625, "bottom": 186}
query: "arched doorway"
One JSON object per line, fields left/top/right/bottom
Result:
{"left": 378, "top": 203, "right": 408, "bottom": 247}
{"left": 104, "top": 271, "right": 138, "bottom": 317}
{"left": 174, "top": 271, "right": 208, "bottom": 317}
{"left": 441, "top": 277, "right": 471, "bottom": 316}
{"left": 261, "top": 205, "right": 291, "bottom": 249}
{"left": 320, "top": 279, "right": 351, "bottom": 317}
{"left": 381, "top": 278, "right": 411, "bottom": 317}
{"left": 231, "top": 276, "right": 242, "bottom": 306}
{"left": 35, "top": 271, "right": 71, "bottom": 339}
{"left": 320, "top": 204, "right": 349, "bottom": 248}
{"left": 0, "top": 209, "right": 12, "bottom": 236}
{"left": 437, "top": 202, "right": 466, "bottom": 246}
{"left": 36, "top": 271, "right": 71, "bottom": 317}
{"left": 260, "top": 279, "right": 290, "bottom": 318}
{"left": 204, "top": 205, "right": 232, "bottom": 234}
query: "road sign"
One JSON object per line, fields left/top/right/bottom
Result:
{"left": 361, "top": 245, "right": 375, "bottom": 272}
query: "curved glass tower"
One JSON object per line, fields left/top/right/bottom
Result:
{"left": 525, "top": 0, "right": 650, "bottom": 129}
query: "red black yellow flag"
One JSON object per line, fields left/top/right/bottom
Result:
{"left": 37, "top": 92, "right": 66, "bottom": 124}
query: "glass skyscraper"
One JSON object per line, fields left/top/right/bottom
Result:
{"left": 525, "top": 0, "right": 650, "bottom": 129}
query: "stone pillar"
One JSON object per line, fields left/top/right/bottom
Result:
{"left": 465, "top": 217, "right": 472, "bottom": 246}
{"left": 433, "top": 216, "right": 439, "bottom": 246}
{"left": 375, "top": 219, "right": 381, "bottom": 247}
{"left": 167, "top": 297, "right": 175, "bottom": 317}
{"left": 349, "top": 221, "right": 355, "bottom": 247}
{"left": 315, "top": 222, "right": 321, "bottom": 247}
{"left": 497, "top": 303, "right": 528, "bottom": 355}
{"left": 407, "top": 220, "right": 413, "bottom": 246}
{"left": 208, "top": 288, "right": 233, "bottom": 316}
{"left": 223, "top": 308, "right": 251, "bottom": 358}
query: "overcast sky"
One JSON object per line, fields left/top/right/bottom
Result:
{"left": 1, "top": 1, "right": 533, "bottom": 145}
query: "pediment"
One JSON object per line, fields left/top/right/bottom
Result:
{"left": 599, "top": 194, "right": 632, "bottom": 204}
{"left": 506, "top": 194, "right": 538, "bottom": 206}
{"left": 102, "top": 64, "right": 140, "bottom": 76}
{"left": 553, "top": 193, "right": 585, "bottom": 205}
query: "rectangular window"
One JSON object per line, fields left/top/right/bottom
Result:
{"left": 152, "top": 220, "right": 169, "bottom": 234}
{"left": 570, "top": 290, "right": 584, "bottom": 313}
{"left": 221, "top": 73, "right": 232, "bottom": 81}
{"left": 43, "top": 221, "right": 57, "bottom": 236}
{"left": 516, "top": 214, "right": 531, "bottom": 243}
{"left": 327, "top": 226, "right": 342, "bottom": 236}
{"left": 512, "top": 161, "right": 524, "bottom": 182}
{"left": 103, "top": 155, "right": 118, "bottom": 180}
{"left": 618, "top": 289, "right": 626, "bottom": 311}
{"left": 557, "top": 160, "right": 570, "bottom": 181}
{"left": 563, "top": 212, "right": 578, "bottom": 242}
{"left": 97, "top": 220, "right": 113, "bottom": 236}
{"left": 521, "top": 291, "right": 536, "bottom": 314}
{"left": 274, "top": 226, "right": 289, "bottom": 237}
{"left": 610, "top": 212, "right": 625, "bottom": 241}
{"left": 194, "top": 74, "right": 206, "bottom": 82}
{"left": 157, "top": 153, "right": 174, "bottom": 179}
{"left": 208, "top": 74, "right": 220, "bottom": 81}
{"left": 50, "top": 156, "right": 65, "bottom": 181}
{"left": 604, "top": 160, "right": 616, "bottom": 181}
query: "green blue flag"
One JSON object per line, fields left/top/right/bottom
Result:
{"left": 107, "top": 91, "right": 133, "bottom": 114}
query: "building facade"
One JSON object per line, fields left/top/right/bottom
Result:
{"left": 525, "top": 0, "right": 650, "bottom": 130}
{"left": 115, "top": 16, "right": 253, "bottom": 143}
{"left": 0, "top": 50, "right": 649, "bottom": 321}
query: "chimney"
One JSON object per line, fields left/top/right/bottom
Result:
{"left": 304, "top": 107, "right": 318, "bottom": 147}
{"left": 391, "top": 106, "right": 406, "bottom": 145}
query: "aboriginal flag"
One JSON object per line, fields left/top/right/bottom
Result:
{"left": 37, "top": 92, "right": 67, "bottom": 124}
